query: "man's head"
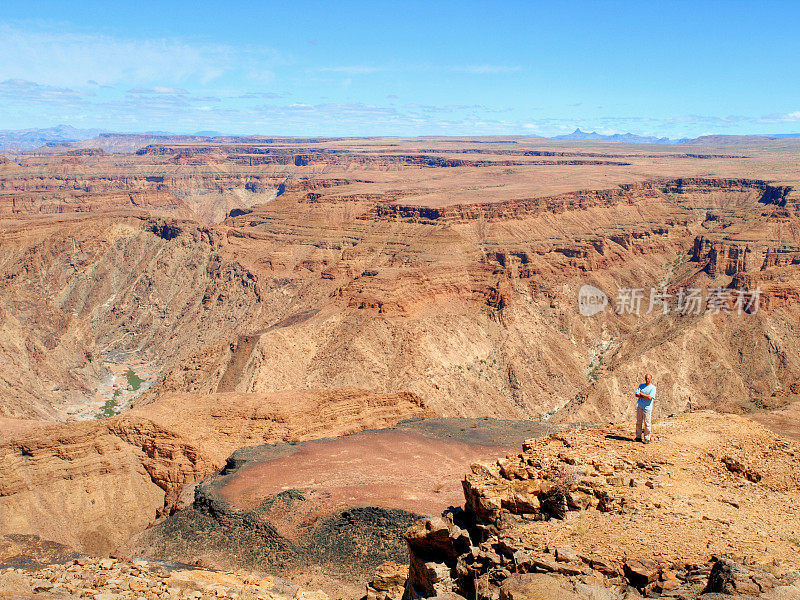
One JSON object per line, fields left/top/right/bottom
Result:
{"left": 644, "top": 373, "right": 652, "bottom": 385}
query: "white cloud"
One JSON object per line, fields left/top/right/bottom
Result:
{"left": 315, "top": 64, "right": 523, "bottom": 76}
{"left": 127, "top": 87, "right": 189, "bottom": 95}
{"left": 0, "top": 24, "right": 279, "bottom": 88}
{"left": 760, "top": 110, "right": 800, "bottom": 123}
{"left": 0, "top": 79, "right": 90, "bottom": 104}
{"left": 238, "top": 91, "right": 288, "bottom": 99}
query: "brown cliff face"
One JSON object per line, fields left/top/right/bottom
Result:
{"left": 0, "top": 162, "right": 283, "bottom": 225}
{"left": 691, "top": 235, "right": 800, "bottom": 276}
{"left": 174, "top": 172, "right": 798, "bottom": 420}
{"left": 0, "top": 215, "right": 264, "bottom": 419}
{"left": 0, "top": 389, "right": 429, "bottom": 554}
{"left": 3, "top": 140, "right": 800, "bottom": 424}
{"left": 372, "top": 178, "right": 787, "bottom": 223}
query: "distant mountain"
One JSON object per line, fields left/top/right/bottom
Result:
{"left": 3, "top": 124, "right": 800, "bottom": 153}
{"left": 0, "top": 125, "right": 107, "bottom": 152}
{"left": 551, "top": 128, "right": 688, "bottom": 144}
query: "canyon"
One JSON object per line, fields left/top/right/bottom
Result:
{"left": 1, "top": 135, "right": 799, "bottom": 598}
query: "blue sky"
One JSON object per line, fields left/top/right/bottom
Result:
{"left": 1, "top": 0, "right": 799, "bottom": 137}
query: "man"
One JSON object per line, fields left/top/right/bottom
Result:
{"left": 635, "top": 373, "right": 656, "bottom": 443}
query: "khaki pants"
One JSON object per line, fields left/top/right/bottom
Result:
{"left": 636, "top": 406, "right": 652, "bottom": 442}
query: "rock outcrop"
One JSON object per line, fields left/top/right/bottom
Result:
{"left": 381, "top": 411, "right": 800, "bottom": 599}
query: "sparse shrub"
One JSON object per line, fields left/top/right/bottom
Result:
{"left": 125, "top": 369, "right": 144, "bottom": 391}
{"left": 97, "top": 398, "right": 118, "bottom": 419}
{"left": 552, "top": 464, "right": 579, "bottom": 496}
{"left": 540, "top": 464, "right": 579, "bottom": 519}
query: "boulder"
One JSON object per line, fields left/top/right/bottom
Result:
{"left": 624, "top": 559, "right": 660, "bottom": 588}
{"left": 368, "top": 561, "right": 408, "bottom": 600}
{"left": 567, "top": 490, "right": 596, "bottom": 511}
{"left": 372, "top": 561, "right": 408, "bottom": 591}
{"left": 587, "top": 557, "right": 621, "bottom": 578}
{"left": 506, "top": 482, "right": 543, "bottom": 514}
{"left": 759, "top": 581, "right": 800, "bottom": 599}
{"left": 475, "top": 573, "right": 501, "bottom": 600}
{"left": 404, "top": 517, "right": 470, "bottom": 562}
{"left": 553, "top": 547, "right": 579, "bottom": 563}
{"left": 703, "top": 558, "right": 778, "bottom": 596}
{"left": 499, "top": 457, "right": 530, "bottom": 480}
{"left": 464, "top": 475, "right": 505, "bottom": 522}
{"left": 405, "top": 555, "right": 454, "bottom": 599}
{"left": 539, "top": 489, "right": 568, "bottom": 519}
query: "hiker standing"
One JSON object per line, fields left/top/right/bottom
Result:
{"left": 635, "top": 373, "right": 656, "bottom": 443}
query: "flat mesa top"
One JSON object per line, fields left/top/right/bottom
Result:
{"left": 3, "top": 136, "right": 800, "bottom": 211}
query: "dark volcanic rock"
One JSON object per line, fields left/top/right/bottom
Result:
{"left": 312, "top": 507, "right": 422, "bottom": 573}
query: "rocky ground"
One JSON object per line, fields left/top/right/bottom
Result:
{"left": 0, "top": 556, "right": 328, "bottom": 600}
{"left": 5, "top": 410, "right": 798, "bottom": 599}
{"left": 369, "top": 411, "right": 800, "bottom": 599}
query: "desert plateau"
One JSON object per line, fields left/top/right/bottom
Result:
{"left": 0, "top": 132, "right": 799, "bottom": 599}
{"left": 2, "top": 2, "right": 800, "bottom": 599}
